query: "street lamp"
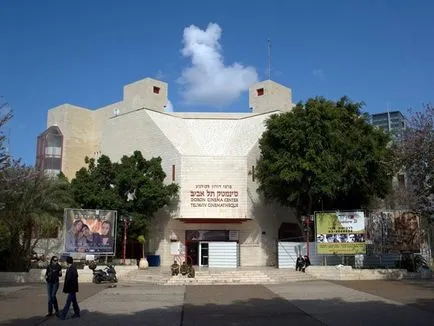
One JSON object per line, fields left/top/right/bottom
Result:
{"left": 120, "top": 215, "right": 133, "bottom": 265}
{"left": 301, "top": 215, "right": 314, "bottom": 257}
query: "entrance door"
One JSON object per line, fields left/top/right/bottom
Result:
{"left": 199, "top": 242, "right": 209, "bottom": 266}
{"left": 186, "top": 242, "right": 199, "bottom": 265}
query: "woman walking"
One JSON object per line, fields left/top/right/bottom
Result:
{"left": 45, "top": 256, "right": 62, "bottom": 317}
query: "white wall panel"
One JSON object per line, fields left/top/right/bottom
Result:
{"left": 278, "top": 242, "right": 305, "bottom": 268}
{"left": 209, "top": 242, "right": 238, "bottom": 268}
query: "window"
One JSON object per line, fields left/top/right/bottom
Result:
{"left": 153, "top": 86, "right": 160, "bottom": 94}
{"left": 256, "top": 88, "right": 264, "bottom": 96}
{"left": 398, "top": 174, "right": 405, "bottom": 188}
{"left": 172, "top": 164, "right": 176, "bottom": 181}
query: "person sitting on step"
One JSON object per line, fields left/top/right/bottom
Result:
{"left": 171, "top": 261, "right": 180, "bottom": 276}
{"left": 295, "top": 255, "right": 304, "bottom": 272}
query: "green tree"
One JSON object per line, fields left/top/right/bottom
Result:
{"left": 0, "top": 166, "right": 75, "bottom": 271}
{"left": 256, "top": 96, "right": 395, "bottom": 219}
{"left": 70, "top": 151, "right": 179, "bottom": 256}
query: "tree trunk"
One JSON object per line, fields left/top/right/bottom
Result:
{"left": 307, "top": 191, "right": 313, "bottom": 216}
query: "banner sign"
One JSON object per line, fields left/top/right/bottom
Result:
{"left": 315, "top": 211, "right": 366, "bottom": 255}
{"left": 63, "top": 208, "right": 117, "bottom": 255}
{"left": 366, "top": 211, "right": 420, "bottom": 253}
{"left": 179, "top": 156, "right": 248, "bottom": 219}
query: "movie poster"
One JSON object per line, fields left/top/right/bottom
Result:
{"left": 63, "top": 208, "right": 117, "bottom": 255}
{"left": 366, "top": 211, "right": 420, "bottom": 253}
{"left": 315, "top": 211, "right": 366, "bottom": 255}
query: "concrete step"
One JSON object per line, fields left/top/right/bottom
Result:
{"left": 122, "top": 269, "right": 171, "bottom": 284}
{"left": 123, "top": 267, "right": 316, "bottom": 285}
{"left": 265, "top": 270, "right": 317, "bottom": 282}
{"left": 166, "top": 278, "right": 277, "bottom": 286}
{"left": 166, "top": 270, "right": 275, "bottom": 285}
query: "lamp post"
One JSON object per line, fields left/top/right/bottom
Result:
{"left": 120, "top": 215, "right": 133, "bottom": 265}
{"left": 302, "top": 215, "right": 314, "bottom": 257}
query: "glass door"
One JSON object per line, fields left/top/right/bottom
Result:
{"left": 199, "top": 242, "right": 209, "bottom": 266}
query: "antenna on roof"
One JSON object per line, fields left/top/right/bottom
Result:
{"left": 267, "top": 39, "right": 272, "bottom": 80}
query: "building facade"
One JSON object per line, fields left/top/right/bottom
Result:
{"left": 370, "top": 110, "right": 408, "bottom": 189}
{"left": 370, "top": 111, "right": 406, "bottom": 140}
{"left": 37, "top": 77, "right": 301, "bottom": 267}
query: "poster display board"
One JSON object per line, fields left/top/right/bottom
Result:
{"left": 63, "top": 208, "right": 117, "bottom": 255}
{"left": 315, "top": 211, "right": 366, "bottom": 255}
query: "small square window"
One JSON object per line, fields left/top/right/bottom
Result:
{"left": 398, "top": 174, "right": 405, "bottom": 188}
{"left": 257, "top": 88, "right": 264, "bottom": 96}
{"left": 153, "top": 86, "right": 160, "bottom": 94}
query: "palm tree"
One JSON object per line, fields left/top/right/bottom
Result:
{"left": 0, "top": 165, "right": 75, "bottom": 271}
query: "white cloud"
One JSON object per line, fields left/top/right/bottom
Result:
{"left": 177, "top": 23, "right": 259, "bottom": 107}
{"left": 155, "top": 70, "right": 166, "bottom": 80}
{"left": 312, "top": 68, "right": 326, "bottom": 79}
{"left": 164, "top": 100, "right": 174, "bottom": 113}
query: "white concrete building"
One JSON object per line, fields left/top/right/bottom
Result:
{"left": 36, "top": 77, "right": 301, "bottom": 267}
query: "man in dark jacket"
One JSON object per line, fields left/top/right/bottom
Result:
{"left": 59, "top": 256, "right": 80, "bottom": 319}
{"left": 295, "top": 255, "right": 304, "bottom": 272}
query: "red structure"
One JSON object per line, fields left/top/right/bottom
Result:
{"left": 302, "top": 215, "right": 314, "bottom": 257}
{"left": 120, "top": 215, "right": 132, "bottom": 264}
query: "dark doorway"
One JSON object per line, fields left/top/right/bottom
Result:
{"left": 186, "top": 241, "right": 199, "bottom": 265}
{"left": 200, "top": 242, "right": 209, "bottom": 266}
{"left": 278, "top": 223, "right": 304, "bottom": 242}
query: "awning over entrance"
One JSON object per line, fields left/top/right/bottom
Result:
{"left": 176, "top": 218, "right": 252, "bottom": 224}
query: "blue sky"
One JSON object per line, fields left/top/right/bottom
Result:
{"left": 1, "top": 0, "right": 433, "bottom": 164}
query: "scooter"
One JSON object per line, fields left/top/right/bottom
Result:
{"left": 91, "top": 264, "right": 117, "bottom": 284}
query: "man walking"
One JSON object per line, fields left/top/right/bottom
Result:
{"left": 59, "top": 256, "right": 80, "bottom": 320}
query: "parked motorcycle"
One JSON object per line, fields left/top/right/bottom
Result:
{"left": 89, "top": 262, "right": 117, "bottom": 284}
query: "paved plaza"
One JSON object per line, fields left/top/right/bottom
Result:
{"left": 1, "top": 280, "right": 433, "bottom": 326}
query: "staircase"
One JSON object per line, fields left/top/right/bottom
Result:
{"left": 122, "top": 267, "right": 171, "bottom": 285}
{"left": 166, "top": 269, "right": 273, "bottom": 285}
{"left": 165, "top": 267, "right": 317, "bottom": 285}
{"left": 264, "top": 268, "right": 317, "bottom": 283}
{"left": 121, "top": 266, "right": 317, "bottom": 285}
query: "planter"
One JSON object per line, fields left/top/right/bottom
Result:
{"left": 420, "top": 269, "right": 432, "bottom": 279}
{"left": 139, "top": 258, "right": 149, "bottom": 270}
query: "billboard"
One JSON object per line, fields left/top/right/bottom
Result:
{"left": 315, "top": 211, "right": 366, "bottom": 255}
{"left": 63, "top": 209, "right": 117, "bottom": 255}
{"left": 366, "top": 210, "right": 420, "bottom": 253}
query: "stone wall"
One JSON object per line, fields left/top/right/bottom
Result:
{"left": 0, "top": 265, "right": 137, "bottom": 284}
{"left": 306, "top": 266, "right": 410, "bottom": 280}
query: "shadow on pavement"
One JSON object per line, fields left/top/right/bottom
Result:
{"left": 1, "top": 296, "right": 433, "bottom": 326}
{"left": 333, "top": 279, "right": 434, "bottom": 313}
{"left": 0, "top": 283, "right": 108, "bottom": 326}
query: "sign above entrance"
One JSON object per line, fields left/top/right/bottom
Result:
{"left": 186, "top": 230, "right": 239, "bottom": 242}
{"left": 189, "top": 184, "right": 240, "bottom": 209}
{"left": 179, "top": 156, "right": 248, "bottom": 219}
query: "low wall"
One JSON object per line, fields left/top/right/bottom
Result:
{"left": 0, "top": 265, "right": 138, "bottom": 284}
{"left": 306, "top": 266, "right": 410, "bottom": 281}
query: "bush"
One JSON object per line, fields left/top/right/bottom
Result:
{"left": 395, "top": 254, "right": 429, "bottom": 272}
